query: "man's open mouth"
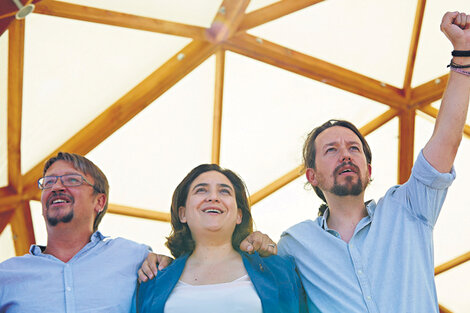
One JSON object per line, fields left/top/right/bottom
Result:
{"left": 335, "top": 163, "right": 359, "bottom": 176}
{"left": 48, "top": 194, "right": 73, "bottom": 207}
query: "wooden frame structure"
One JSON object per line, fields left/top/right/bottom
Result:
{"left": 1, "top": 1, "right": 469, "bottom": 311}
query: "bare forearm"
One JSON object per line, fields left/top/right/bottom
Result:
{"left": 423, "top": 12, "right": 470, "bottom": 172}
{"left": 424, "top": 66, "right": 470, "bottom": 172}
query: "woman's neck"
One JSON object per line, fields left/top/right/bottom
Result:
{"left": 181, "top": 242, "right": 246, "bottom": 285}
{"left": 189, "top": 241, "right": 238, "bottom": 264}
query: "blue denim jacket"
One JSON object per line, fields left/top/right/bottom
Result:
{"left": 135, "top": 251, "right": 308, "bottom": 313}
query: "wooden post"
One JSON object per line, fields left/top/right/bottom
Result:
{"left": 398, "top": 109, "right": 416, "bottom": 184}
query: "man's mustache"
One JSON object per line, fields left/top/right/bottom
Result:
{"left": 334, "top": 162, "right": 360, "bottom": 176}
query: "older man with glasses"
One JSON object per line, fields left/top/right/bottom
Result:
{"left": 0, "top": 152, "right": 170, "bottom": 313}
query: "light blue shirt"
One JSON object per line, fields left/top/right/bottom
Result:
{"left": 278, "top": 150, "right": 455, "bottom": 313}
{"left": 0, "top": 231, "right": 149, "bottom": 313}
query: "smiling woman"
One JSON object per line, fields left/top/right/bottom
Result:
{"left": 165, "top": 164, "right": 253, "bottom": 260}
{"left": 135, "top": 164, "right": 307, "bottom": 313}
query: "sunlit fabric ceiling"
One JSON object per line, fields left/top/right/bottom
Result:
{"left": 0, "top": 0, "right": 469, "bottom": 311}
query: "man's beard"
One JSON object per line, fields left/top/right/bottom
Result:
{"left": 47, "top": 210, "right": 74, "bottom": 226}
{"left": 329, "top": 162, "right": 366, "bottom": 196}
{"left": 330, "top": 175, "right": 364, "bottom": 196}
{"left": 45, "top": 193, "right": 75, "bottom": 226}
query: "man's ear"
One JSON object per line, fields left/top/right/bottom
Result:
{"left": 178, "top": 206, "right": 187, "bottom": 223}
{"left": 306, "top": 168, "right": 318, "bottom": 186}
{"left": 368, "top": 163, "right": 372, "bottom": 179}
{"left": 94, "top": 194, "right": 107, "bottom": 214}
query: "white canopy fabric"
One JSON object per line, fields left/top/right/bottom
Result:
{"left": 1, "top": 0, "right": 469, "bottom": 311}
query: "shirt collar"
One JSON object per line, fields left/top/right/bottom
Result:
{"left": 319, "top": 208, "right": 341, "bottom": 238}
{"left": 29, "top": 230, "right": 107, "bottom": 256}
{"left": 320, "top": 199, "right": 376, "bottom": 231}
{"left": 365, "top": 199, "right": 376, "bottom": 217}
{"left": 319, "top": 208, "right": 330, "bottom": 230}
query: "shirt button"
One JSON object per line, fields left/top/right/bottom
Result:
{"left": 357, "top": 270, "right": 363, "bottom": 275}
{"left": 366, "top": 296, "right": 372, "bottom": 300}
{"left": 350, "top": 244, "right": 354, "bottom": 248}
{"left": 66, "top": 287, "right": 72, "bottom": 292}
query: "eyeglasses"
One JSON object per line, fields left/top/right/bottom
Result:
{"left": 38, "top": 174, "right": 99, "bottom": 192}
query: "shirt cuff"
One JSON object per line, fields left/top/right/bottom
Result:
{"left": 412, "top": 150, "right": 456, "bottom": 189}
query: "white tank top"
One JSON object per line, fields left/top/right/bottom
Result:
{"left": 164, "top": 274, "right": 263, "bottom": 313}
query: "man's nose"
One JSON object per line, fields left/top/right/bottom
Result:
{"left": 339, "top": 148, "right": 352, "bottom": 162}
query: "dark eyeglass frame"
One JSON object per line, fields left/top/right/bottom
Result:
{"left": 38, "top": 174, "right": 101, "bottom": 193}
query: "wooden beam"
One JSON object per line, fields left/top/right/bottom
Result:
{"left": 435, "top": 251, "right": 470, "bottom": 275}
{"left": 0, "top": 186, "right": 22, "bottom": 213}
{"left": 7, "top": 20, "right": 34, "bottom": 257}
{"left": 225, "top": 33, "right": 406, "bottom": 110}
{"left": 10, "top": 200, "right": 35, "bottom": 256}
{"left": 0, "top": 0, "right": 35, "bottom": 19}
{"left": 107, "top": 204, "right": 170, "bottom": 222}
{"left": 212, "top": 49, "right": 225, "bottom": 164}
{"left": 0, "top": 194, "right": 22, "bottom": 209}
{"left": 0, "top": 186, "right": 16, "bottom": 199}
{"left": 0, "top": 190, "right": 40, "bottom": 214}
{"left": 410, "top": 74, "right": 448, "bottom": 108}
{"left": 22, "top": 40, "right": 217, "bottom": 195}
{"left": 0, "top": 210, "right": 14, "bottom": 235}
{"left": 403, "top": 0, "right": 426, "bottom": 97}
{"left": 419, "top": 105, "right": 470, "bottom": 138}
{"left": 418, "top": 104, "right": 438, "bottom": 117}
{"left": 439, "top": 304, "right": 453, "bottom": 313}
{"left": 238, "top": 0, "right": 324, "bottom": 32}
{"left": 207, "top": 0, "right": 250, "bottom": 42}
{"left": 7, "top": 19, "right": 25, "bottom": 194}
{"left": 359, "top": 109, "right": 399, "bottom": 136}
{"left": 34, "top": 1, "right": 207, "bottom": 39}
{"left": 23, "top": 188, "right": 41, "bottom": 201}
{"left": 250, "top": 165, "right": 304, "bottom": 205}
{"left": 250, "top": 111, "right": 397, "bottom": 204}
{"left": 0, "top": 187, "right": 22, "bottom": 213}
{"left": 0, "top": 12, "right": 16, "bottom": 20}
{"left": 398, "top": 109, "right": 415, "bottom": 184}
